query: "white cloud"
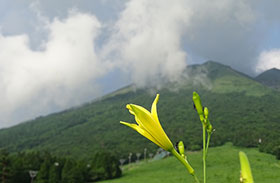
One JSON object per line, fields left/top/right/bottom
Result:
{"left": 1, "top": 0, "right": 280, "bottom": 127}
{"left": 256, "top": 49, "right": 280, "bottom": 73}
{"left": 0, "top": 1, "right": 193, "bottom": 127}
{"left": 103, "top": 0, "right": 191, "bottom": 87}
{"left": 0, "top": 12, "right": 109, "bottom": 127}
{"left": 102, "top": 0, "right": 276, "bottom": 80}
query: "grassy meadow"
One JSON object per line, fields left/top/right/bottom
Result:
{"left": 99, "top": 143, "right": 280, "bottom": 183}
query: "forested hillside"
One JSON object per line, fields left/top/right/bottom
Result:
{"left": 0, "top": 61, "right": 279, "bottom": 160}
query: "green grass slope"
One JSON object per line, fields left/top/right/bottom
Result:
{"left": 0, "top": 61, "right": 279, "bottom": 159}
{"left": 99, "top": 144, "right": 280, "bottom": 183}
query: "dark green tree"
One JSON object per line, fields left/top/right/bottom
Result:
{"left": 48, "top": 163, "right": 61, "bottom": 183}
{"left": 61, "top": 159, "right": 84, "bottom": 183}
{"left": 37, "top": 155, "right": 52, "bottom": 183}
{"left": 0, "top": 149, "right": 11, "bottom": 183}
{"left": 90, "top": 151, "right": 121, "bottom": 181}
{"left": 9, "top": 155, "right": 29, "bottom": 183}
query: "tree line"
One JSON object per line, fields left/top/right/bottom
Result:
{"left": 0, "top": 149, "right": 121, "bottom": 183}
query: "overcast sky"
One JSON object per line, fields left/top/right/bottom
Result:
{"left": 0, "top": 0, "right": 280, "bottom": 128}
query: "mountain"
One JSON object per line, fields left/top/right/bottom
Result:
{"left": 0, "top": 61, "right": 279, "bottom": 159}
{"left": 255, "top": 68, "right": 280, "bottom": 90}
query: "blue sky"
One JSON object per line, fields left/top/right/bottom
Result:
{"left": 0, "top": 0, "right": 279, "bottom": 128}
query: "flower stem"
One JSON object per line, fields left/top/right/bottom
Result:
{"left": 170, "top": 148, "right": 200, "bottom": 183}
{"left": 203, "top": 125, "right": 206, "bottom": 183}
{"left": 194, "top": 174, "right": 200, "bottom": 183}
{"left": 205, "top": 134, "right": 211, "bottom": 155}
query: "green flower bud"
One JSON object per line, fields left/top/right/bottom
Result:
{"left": 193, "top": 92, "right": 204, "bottom": 122}
{"left": 239, "top": 151, "right": 254, "bottom": 183}
{"left": 206, "top": 124, "right": 213, "bottom": 134}
{"left": 204, "top": 107, "right": 209, "bottom": 119}
{"left": 178, "top": 141, "right": 185, "bottom": 157}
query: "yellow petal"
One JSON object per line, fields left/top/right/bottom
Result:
{"left": 129, "top": 104, "right": 173, "bottom": 151}
{"left": 127, "top": 104, "right": 157, "bottom": 138}
{"left": 126, "top": 104, "right": 135, "bottom": 115}
{"left": 128, "top": 104, "right": 155, "bottom": 128}
{"left": 120, "top": 121, "right": 164, "bottom": 148}
{"left": 151, "top": 94, "right": 160, "bottom": 124}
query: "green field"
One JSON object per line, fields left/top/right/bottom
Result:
{"left": 99, "top": 143, "right": 280, "bottom": 183}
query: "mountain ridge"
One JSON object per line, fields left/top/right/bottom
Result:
{"left": 0, "top": 61, "right": 279, "bottom": 160}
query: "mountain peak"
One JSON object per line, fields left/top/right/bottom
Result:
{"left": 187, "top": 60, "right": 239, "bottom": 81}
{"left": 255, "top": 68, "right": 280, "bottom": 90}
{"left": 266, "top": 67, "right": 280, "bottom": 73}
{"left": 203, "top": 60, "right": 231, "bottom": 68}
{"left": 256, "top": 67, "right": 280, "bottom": 80}
{"left": 189, "top": 60, "right": 231, "bottom": 70}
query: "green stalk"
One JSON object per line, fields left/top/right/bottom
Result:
{"left": 203, "top": 125, "right": 206, "bottom": 183}
{"left": 170, "top": 148, "right": 200, "bottom": 183}
{"left": 205, "top": 134, "right": 211, "bottom": 155}
{"left": 194, "top": 174, "right": 200, "bottom": 183}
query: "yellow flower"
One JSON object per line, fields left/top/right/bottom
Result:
{"left": 120, "top": 94, "right": 173, "bottom": 151}
{"left": 239, "top": 151, "right": 254, "bottom": 183}
{"left": 120, "top": 94, "right": 195, "bottom": 175}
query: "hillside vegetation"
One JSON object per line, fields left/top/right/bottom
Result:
{"left": 0, "top": 61, "right": 279, "bottom": 160}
